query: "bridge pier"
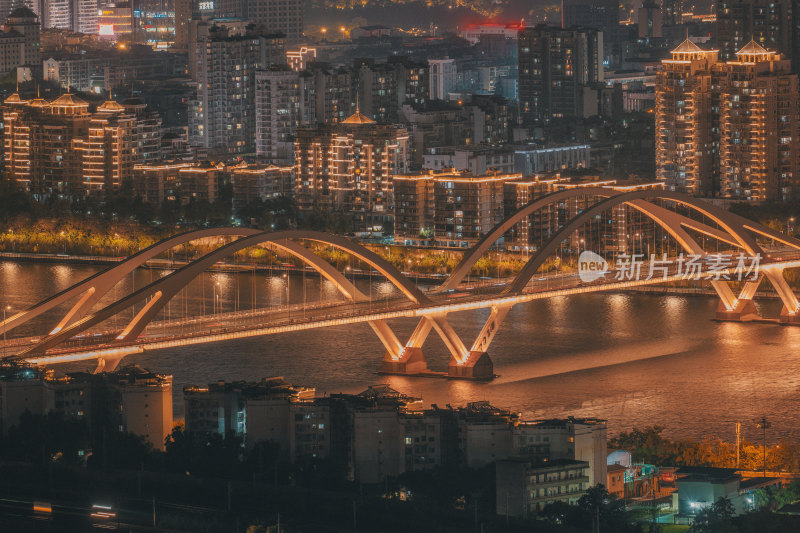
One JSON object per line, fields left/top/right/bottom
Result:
{"left": 762, "top": 268, "right": 800, "bottom": 324}
{"left": 93, "top": 355, "right": 125, "bottom": 374}
{"left": 380, "top": 347, "right": 429, "bottom": 375}
{"left": 715, "top": 299, "right": 759, "bottom": 321}
{"left": 780, "top": 306, "right": 800, "bottom": 324}
{"left": 447, "top": 351, "right": 494, "bottom": 380}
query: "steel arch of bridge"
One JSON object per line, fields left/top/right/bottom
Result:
{"left": 7, "top": 190, "right": 800, "bottom": 377}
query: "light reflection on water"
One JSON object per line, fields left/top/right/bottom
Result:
{"left": 2, "top": 261, "right": 800, "bottom": 444}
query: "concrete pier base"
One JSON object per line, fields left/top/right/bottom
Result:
{"left": 448, "top": 351, "right": 494, "bottom": 380}
{"left": 380, "top": 347, "right": 429, "bottom": 375}
{"left": 715, "top": 299, "right": 759, "bottom": 321}
{"left": 780, "top": 306, "right": 800, "bottom": 324}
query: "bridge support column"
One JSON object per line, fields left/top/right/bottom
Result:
{"left": 93, "top": 355, "right": 125, "bottom": 374}
{"left": 447, "top": 351, "right": 494, "bottom": 380}
{"left": 378, "top": 318, "right": 430, "bottom": 375}
{"left": 713, "top": 280, "right": 760, "bottom": 321}
{"left": 763, "top": 268, "right": 800, "bottom": 324}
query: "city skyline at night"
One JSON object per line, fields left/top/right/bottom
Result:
{"left": 0, "top": 0, "right": 799, "bottom": 531}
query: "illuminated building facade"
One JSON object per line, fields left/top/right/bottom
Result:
{"left": 71, "top": 0, "right": 98, "bottom": 35}
{"left": 294, "top": 110, "right": 409, "bottom": 223}
{"left": 3, "top": 93, "right": 162, "bottom": 198}
{"left": 353, "top": 57, "right": 428, "bottom": 123}
{"left": 132, "top": 0, "right": 175, "bottom": 48}
{"left": 459, "top": 23, "right": 521, "bottom": 45}
{"left": 393, "top": 171, "right": 521, "bottom": 248}
{"left": 132, "top": 161, "right": 292, "bottom": 208}
{"left": 656, "top": 39, "right": 800, "bottom": 200}
{"left": 229, "top": 162, "right": 293, "bottom": 212}
{"left": 286, "top": 46, "right": 315, "bottom": 71}
{"left": 97, "top": 4, "right": 133, "bottom": 40}
{"left": 718, "top": 42, "right": 799, "bottom": 201}
{"left": 655, "top": 39, "right": 719, "bottom": 195}
{"left": 433, "top": 172, "right": 518, "bottom": 248}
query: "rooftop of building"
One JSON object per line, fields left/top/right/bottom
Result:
{"left": 50, "top": 93, "right": 89, "bottom": 108}
{"left": 341, "top": 110, "right": 376, "bottom": 125}
{"left": 516, "top": 416, "right": 608, "bottom": 429}
{"left": 736, "top": 40, "right": 771, "bottom": 57}
{"left": 427, "top": 144, "right": 513, "bottom": 156}
{"left": 3, "top": 92, "right": 27, "bottom": 105}
{"left": 395, "top": 169, "right": 522, "bottom": 182}
{"left": 672, "top": 37, "right": 704, "bottom": 55}
{"left": 499, "top": 457, "right": 590, "bottom": 471}
{"left": 677, "top": 466, "right": 741, "bottom": 483}
{"left": 97, "top": 100, "right": 126, "bottom": 113}
{"left": 0, "top": 361, "right": 49, "bottom": 382}
{"left": 184, "top": 377, "right": 314, "bottom": 400}
{"left": 739, "top": 476, "right": 782, "bottom": 490}
{"left": 102, "top": 364, "right": 172, "bottom": 387}
{"left": 7, "top": 6, "right": 37, "bottom": 19}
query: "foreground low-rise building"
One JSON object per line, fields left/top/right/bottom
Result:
{"left": 496, "top": 458, "right": 591, "bottom": 517}
{"left": 0, "top": 363, "right": 173, "bottom": 450}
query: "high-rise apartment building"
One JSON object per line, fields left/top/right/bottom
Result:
{"left": 306, "top": 62, "right": 353, "bottom": 124}
{"left": 661, "top": 0, "right": 683, "bottom": 25}
{"left": 131, "top": 0, "right": 175, "bottom": 47}
{"left": 718, "top": 42, "right": 799, "bottom": 201}
{"left": 3, "top": 93, "right": 162, "bottom": 197}
{"left": 638, "top": 0, "right": 663, "bottom": 39}
{"left": 355, "top": 58, "right": 400, "bottom": 123}
{"left": 654, "top": 39, "right": 719, "bottom": 195}
{"left": 72, "top": 0, "right": 98, "bottom": 35}
{"left": 294, "top": 110, "right": 409, "bottom": 222}
{"left": 188, "top": 25, "right": 285, "bottom": 154}
{"left": 655, "top": 39, "right": 800, "bottom": 200}
{"left": 255, "top": 65, "right": 305, "bottom": 163}
{"left": 561, "top": 0, "right": 618, "bottom": 65}
{"left": 428, "top": 57, "right": 456, "bottom": 100}
{"left": 246, "top": 0, "right": 303, "bottom": 42}
{"left": 1, "top": 6, "right": 39, "bottom": 73}
{"left": 716, "top": 0, "right": 800, "bottom": 71}
{"left": 517, "top": 25, "right": 604, "bottom": 123}
{"left": 353, "top": 57, "right": 428, "bottom": 122}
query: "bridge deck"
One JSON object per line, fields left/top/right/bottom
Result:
{"left": 18, "top": 255, "right": 800, "bottom": 365}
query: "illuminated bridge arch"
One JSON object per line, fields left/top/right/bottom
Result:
{"left": 9, "top": 193, "right": 800, "bottom": 378}
{"left": 17, "top": 230, "right": 430, "bottom": 359}
{"left": 438, "top": 187, "right": 800, "bottom": 294}
{"left": 450, "top": 189, "right": 800, "bottom": 361}
{"left": 1, "top": 227, "right": 262, "bottom": 336}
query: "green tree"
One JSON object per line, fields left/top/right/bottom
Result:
{"left": 690, "top": 497, "right": 736, "bottom": 533}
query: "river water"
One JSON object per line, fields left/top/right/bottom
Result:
{"left": 2, "top": 260, "right": 799, "bottom": 444}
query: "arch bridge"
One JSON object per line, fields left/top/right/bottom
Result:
{"left": 3, "top": 189, "right": 800, "bottom": 379}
